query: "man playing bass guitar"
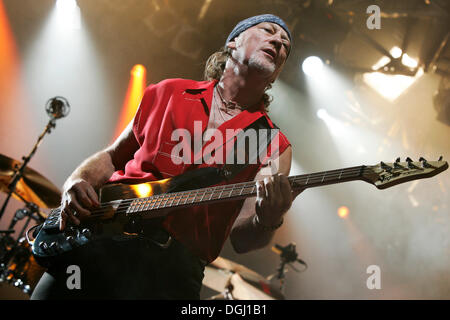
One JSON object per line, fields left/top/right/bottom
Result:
{"left": 31, "top": 14, "right": 301, "bottom": 299}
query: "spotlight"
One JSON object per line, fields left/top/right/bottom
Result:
{"left": 56, "top": 0, "right": 77, "bottom": 11}
{"left": 55, "top": 0, "right": 80, "bottom": 30}
{"left": 338, "top": 206, "right": 349, "bottom": 219}
{"left": 316, "top": 108, "right": 328, "bottom": 120}
{"left": 131, "top": 64, "right": 145, "bottom": 78}
{"left": 302, "top": 56, "right": 324, "bottom": 77}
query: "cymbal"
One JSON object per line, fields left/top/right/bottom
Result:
{"left": 203, "top": 265, "right": 233, "bottom": 293}
{"left": 229, "top": 273, "right": 276, "bottom": 300}
{"left": 0, "top": 154, "right": 61, "bottom": 209}
{"left": 210, "top": 256, "right": 266, "bottom": 282}
{"left": 203, "top": 256, "right": 285, "bottom": 300}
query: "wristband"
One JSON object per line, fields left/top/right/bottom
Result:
{"left": 253, "top": 214, "right": 284, "bottom": 231}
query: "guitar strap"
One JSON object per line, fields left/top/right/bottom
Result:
{"left": 164, "top": 115, "right": 280, "bottom": 193}
{"left": 218, "top": 115, "right": 279, "bottom": 182}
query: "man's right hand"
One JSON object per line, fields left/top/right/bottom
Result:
{"left": 59, "top": 179, "right": 100, "bottom": 230}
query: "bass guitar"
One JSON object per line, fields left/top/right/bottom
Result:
{"left": 29, "top": 157, "right": 448, "bottom": 267}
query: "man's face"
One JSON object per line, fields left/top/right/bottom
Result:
{"left": 228, "top": 22, "right": 291, "bottom": 81}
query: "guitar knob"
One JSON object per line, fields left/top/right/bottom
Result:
{"left": 39, "top": 241, "right": 48, "bottom": 252}
{"left": 49, "top": 242, "right": 61, "bottom": 253}
{"left": 81, "top": 228, "right": 92, "bottom": 239}
{"left": 66, "top": 236, "right": 77, "bottom": 246}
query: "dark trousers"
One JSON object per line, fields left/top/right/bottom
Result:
{"left": 30, "top": 230, "right": 205, "bottom": 300}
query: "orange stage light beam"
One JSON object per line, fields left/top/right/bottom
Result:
{"left": 0, "top": 0, "right": 34, "bottom": 156}
{"left": 113, "top": 64, "right": 147, "bottom": 140}
{"left": 0, "top": 0, "right": 20, "bottom": 99}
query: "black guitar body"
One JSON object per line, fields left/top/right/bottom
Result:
{"left": 31, "top": 167, "right": 225, "bottom": 268}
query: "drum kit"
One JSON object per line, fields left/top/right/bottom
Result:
{"left": 0, "top": 154, "right": 61, "bottom": 299}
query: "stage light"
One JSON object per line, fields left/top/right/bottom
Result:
{"left": 364, "top": 47, "right": 423, "bottom": 102}
{"left": 198, "top": 0, "right": 213, "bottom": 21}
{"left": 131, "top": 64, "right": 145, "bottom": 78}
{"left": 316, "top": 108, "right": 328, "bottom": 120}
{"left": 55, "top": 0, "right": 80, "bottom": 30}
{"left": 0, "top": 0, "right": 20, "bottom": 93}
{"left": 113, "top": 64, "right": 147, "bottom": 140}
{"left": 56, "top": 0, "right": 77, "bottom": 11}
{"left": 363, "top": 68, "right": 423, "bottom": 102}
{"left": 315, "top": 108, "right": 346, "bottom": 137}
{"left": 338, "top": 206, "right": 349, "bottom": 219}
{"left": 401, "top": 53, "right": 418, "bottom": 69}
{"left": 390, "top": 46, "right": 402, "bottom": 59}
{"left": 302, "top": 56, "right": 324, "bottom": 77}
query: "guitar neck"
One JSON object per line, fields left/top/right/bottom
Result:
{"left": 123, "top": 165, "right": 368, "bottom": 216}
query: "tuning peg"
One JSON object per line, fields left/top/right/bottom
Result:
{"left": 394, "top": 157, "right": 404, "bottom": 168}
{"left": 405, "top": 157, "right": 413, "bottom": 168}
{"left": 380, "top": 161, "right": 393, "bottom": 172}
{"left": 405, "top": 157, "right": 420, "bottom": 169}
{"left": 394, "top": 161, "right": 404, "bottom": 169}
{"left": 419, "top": 157, "right": 431, "bottom": 168}
{"left": 438, "top": 156, "right": 443, "bottom": 161}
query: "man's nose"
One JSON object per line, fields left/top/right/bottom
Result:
{"left": 269, "top": 33, "right": 283, "bottom": 50}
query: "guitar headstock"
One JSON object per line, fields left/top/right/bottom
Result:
{"left": 363, "top": 157, "right": 448, "bottom": 189}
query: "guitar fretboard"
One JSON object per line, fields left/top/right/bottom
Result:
{"left": 124, "top": 165, "right": 368, "bottom": 216}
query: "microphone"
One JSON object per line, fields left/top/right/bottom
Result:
{"left": 8, "top": 208, "right": 29, "bottom": 230}
{"left": 272, "top": 242, "right": 307, "bottom": 267}
{"left": 45, "top": 96, "right": 70, "bottom": 120}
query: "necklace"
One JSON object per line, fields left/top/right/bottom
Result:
{"left": 216, "top": 85, "right": 244, "bottom": 111}
{"left": 213, "top": 87, "right": 229, "bottom": 122}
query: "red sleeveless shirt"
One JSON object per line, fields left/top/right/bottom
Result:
{"left": 108, "top": 78, "right": 290, "bottom": 262}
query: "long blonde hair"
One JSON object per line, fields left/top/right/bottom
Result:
{"left": 203, "top": 47, "right": 272, "bottom": 110}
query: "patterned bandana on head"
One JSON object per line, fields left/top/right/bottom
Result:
{"left": 225, "top": 14, "right": 292, "bottom": 55}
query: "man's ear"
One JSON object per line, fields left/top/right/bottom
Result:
{"left": 227, "top": 40, "right": 236, "bottom": 50}
{"left": 227, "top": 33, "right": 244, "bottom": 51}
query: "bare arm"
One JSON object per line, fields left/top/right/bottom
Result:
{"left": 60, "top": 120, "right": 139, "bottom": 229}
{"left": 230, "top": 146, "right": 301, "bottom": 253}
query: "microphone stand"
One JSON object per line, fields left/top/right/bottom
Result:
{"left": 0, "top": 119, "right": 56, "bottom": 222}
{"left": 268, "top": 243, "right": 308, "bottom": 293}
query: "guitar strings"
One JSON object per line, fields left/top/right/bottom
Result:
{"left": 72, "top": 166, "right": 370, "bottom": 218}
{"left": 61, "top": 165, "right": 372, "bottom": 219}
